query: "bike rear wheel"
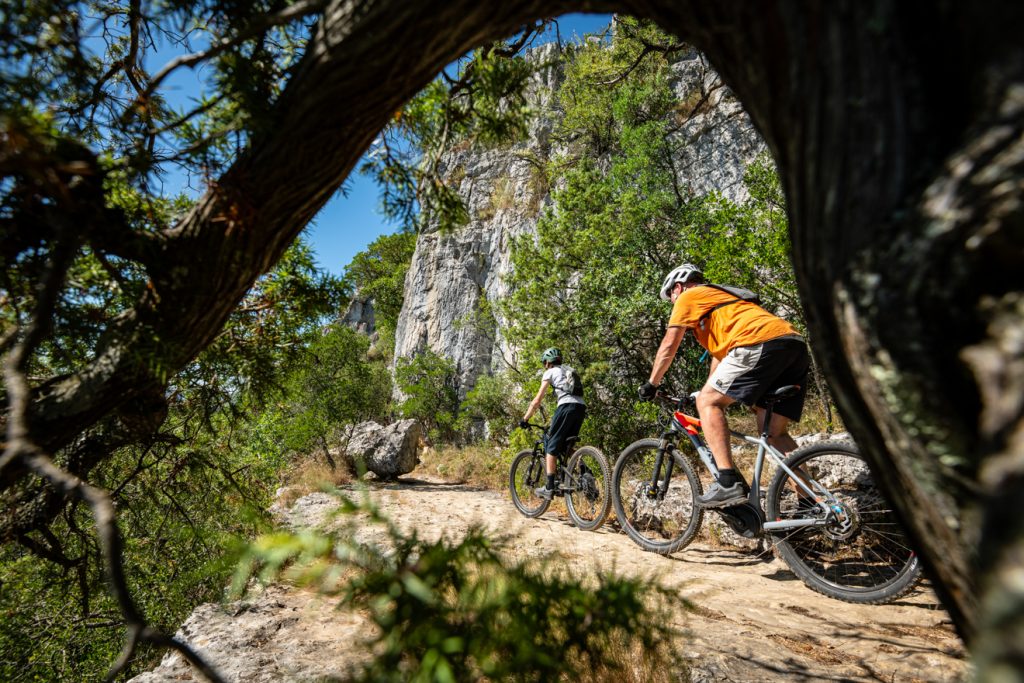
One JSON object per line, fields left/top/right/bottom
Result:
{"left": 509, "top": 449, "right": 551, "bottom": 518}
{"left": 766, "top": 440, "right": 921, "bottom": 604}
{"left": 564, "top": 446, "right": 612, "bottom": 531}
{"left": 612, "top": 438, "right": 704, "bottom": 554}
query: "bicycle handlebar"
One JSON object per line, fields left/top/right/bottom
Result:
{"left": 653, "top": 388, "right": 699, "bottom": 409}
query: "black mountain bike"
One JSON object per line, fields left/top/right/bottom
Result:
{"left": 611, "top": 388, "right": 921, "bottom": 604}
{"left": 509, "top": 423, "right": 612, "bottom": 531}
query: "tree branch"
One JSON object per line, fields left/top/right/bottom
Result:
{"left": 0, "top": 221, "right": 222, "bottom": 681}
{"left": 139, "top": 0, "right": 329, "bottom": 105}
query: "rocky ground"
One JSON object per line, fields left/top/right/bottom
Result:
{"left": 132, "top": 475, "right": 969, "bottom": 683}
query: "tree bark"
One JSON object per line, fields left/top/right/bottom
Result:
{"left": 5, "top": 0, "right": 1022, "bottom": 673}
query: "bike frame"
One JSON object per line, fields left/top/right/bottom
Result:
{"left": 652, "top": 398, "right": 843, "bottom": 533}
{"left": 525, "top": 424, "right": 581, "bottom": 492}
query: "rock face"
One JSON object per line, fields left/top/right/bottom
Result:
{"left": 127, "top": 584, "right": 371, "bottom": 683}
{"left": 341, "top": 419, "right": 421, "bottom": 479}
{"left": 341, "top": 296, "right": 375, "bottom": 336}
{"left": 392, "top": 42, "right": 767, "bottom": 396}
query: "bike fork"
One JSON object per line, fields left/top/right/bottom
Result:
{"left": 646, "top": 439, "right": 675, "bottom": 499}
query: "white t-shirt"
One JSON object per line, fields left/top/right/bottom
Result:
{"left": 543, "top": 365, "right": 585, "bottom": 407}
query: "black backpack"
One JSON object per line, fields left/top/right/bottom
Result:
{"left": 697, "top": 284, "right": 762, "bottom": 326}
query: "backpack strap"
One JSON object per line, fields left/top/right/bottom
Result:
{"left": 696, "top": 285, "right": 761, "bottom": 327}
{"left": 697, "top": 298, "right": 745, "bottom": 325}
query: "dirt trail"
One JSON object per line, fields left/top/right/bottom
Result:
{"left": 135, "top": 474, "right": 969, "bottom": 682}
{"left": 363, "top": 477, "right": 967, "bottom": 682}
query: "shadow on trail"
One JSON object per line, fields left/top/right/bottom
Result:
{"left": 370, "top": 477, "right": 488, "bottom": 493}
{"left": 760, "top": 568, "right": 800, "bottom": 583}
{"left": 677, "top": 545, "right": 778, "bottom": 568}
{"left": 726, "top": 654, "right": 903, "bottom": 683}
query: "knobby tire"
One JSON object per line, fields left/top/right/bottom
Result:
{"left": 611, "top": 438, "right": 704, "bottom": 554}
{"left": 564, "top": 446, "right": 612, "bottom": 531}
{"left": 765, "top": 440, "right": 921, "bottom": 604}
{"left": 509, "top": 449, "right": 550, "bottom": 518}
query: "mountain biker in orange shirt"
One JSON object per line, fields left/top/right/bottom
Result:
{"left": 638, "top": 264, "right": 810, "bottom": 507}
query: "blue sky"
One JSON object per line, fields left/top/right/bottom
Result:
{"left": 147, "top": 13, "right": 613, "bottom": 276}
{"left": 295, "top": 13, "right": 614, "bottom": 276}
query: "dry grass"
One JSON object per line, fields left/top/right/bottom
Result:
{"left": 277, "top": 454, "right": 354, "bottom": 508}
{"left": 672, "top": 87, "right": 715, "bottom": 124}
{"left": 445, "top": 163, "right": 466, "bottom": 188}
{"left": 583, "top": 636, "right": 689, "bottom": 683}
{"left": 477, "top": 177, "right": 516, "bottom": 221}
{"left": 799, "top": 400, "right": 847, "bottom": 435}
{"left": 417, "top": 443, "right": 511, "bottom": 491}
{"left": 525, "top": 164, "right": 549, "bottom": 216}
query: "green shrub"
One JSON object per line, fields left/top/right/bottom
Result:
{"left": 396, "top": 350, "right": 461, "bottom": 442}
{"left": 273, "top": 324, "right": 392, "bottom": 457}
{"left": 458, "top": 371, "right": 522, "bottom": 441}
{"left": 235, "top": 492, "right": 687, "bottom": 683}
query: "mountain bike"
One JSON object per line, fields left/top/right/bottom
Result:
{"left": 509, "top": 423, "right": 612, "bottom": 531}
{"left": 611, "top": 387, "right": 921, "bottom": 604}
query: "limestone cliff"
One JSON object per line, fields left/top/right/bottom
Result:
{"left": 393, "top": 42, "right": 766, "bottom": 396}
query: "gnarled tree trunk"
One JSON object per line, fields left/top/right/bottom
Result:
{"left": 4, "top": 0, "right": 1021, "bottom": 673}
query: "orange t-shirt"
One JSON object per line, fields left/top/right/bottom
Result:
{"left": 668, "top": 285, "right": 799, "bottom": 360}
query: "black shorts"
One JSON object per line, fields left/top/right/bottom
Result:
{"left": 708, "top": 336, "right": 810, "bottom": 420}
{"left": 545, "top": 402, "right": 586, "bottom": 456}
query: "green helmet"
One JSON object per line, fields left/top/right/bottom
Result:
{"left": 540, "top": 347, "right": 562, "bottom": 364}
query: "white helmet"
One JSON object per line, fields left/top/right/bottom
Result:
{"left": 659, "top": 263, "right": 703, "bottom": 300}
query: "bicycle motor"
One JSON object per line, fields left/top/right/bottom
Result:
{"left": 715, "top": 502, "right": 762, "bottom": 539}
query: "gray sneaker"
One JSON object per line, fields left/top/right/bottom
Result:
{"left": 534, "top": 485, "right": 555, "bottom": 500}
{"left": 698, "top": 481, "right": 748, "bottom": 507}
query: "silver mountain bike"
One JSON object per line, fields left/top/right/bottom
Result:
{"left": 611, "top": 387, "right": 921, "bottom": 604}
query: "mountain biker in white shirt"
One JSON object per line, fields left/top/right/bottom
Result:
{"left": 520, "top": 347, "right": 587, "bottom": 500}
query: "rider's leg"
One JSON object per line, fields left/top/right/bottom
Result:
{"left": 757, "top": 407, "right": 811, "bottom": 499}
{"left": 540, "top": 405, "right": 569, "bottom": 493}
{"left": 755, "top": 409, "right": 798, "bottom": 454}
{"left": 697, "top": 385, "right": 736, "bottom": 471}
{"left": 696, "top": 386, "right": 747, "bottom": 505}
{"left": 552, "top": 404, "right": 585, "bottom": 488}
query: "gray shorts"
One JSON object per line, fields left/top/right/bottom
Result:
{"left": 707, "top": 336, "right": 809, "bottom": 420}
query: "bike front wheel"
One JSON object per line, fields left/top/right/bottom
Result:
{"left": 509, "top": 449, "right": 551, "bottom": 518}
{"left": 612, "top": 438, "right": 704, "bottom": 554}
{"left": 765, "top": 440, "right": 921, "bottom": 604}
{"left": 564, "top": 446, "right": 612, "bottom": 531}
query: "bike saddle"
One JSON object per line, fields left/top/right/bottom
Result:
{"left": 764, "top": 385, "right": 800, "bottom": 402}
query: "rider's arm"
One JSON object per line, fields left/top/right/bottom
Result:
{"left": 648, "top": 326, "right": 687, "bottom": 386}
{"left": 523, "top": 380, "right": 551, "bottom": 422}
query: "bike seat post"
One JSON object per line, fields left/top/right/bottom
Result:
{"left": 761, "top": 402, "right": 775, "bottom": 440}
